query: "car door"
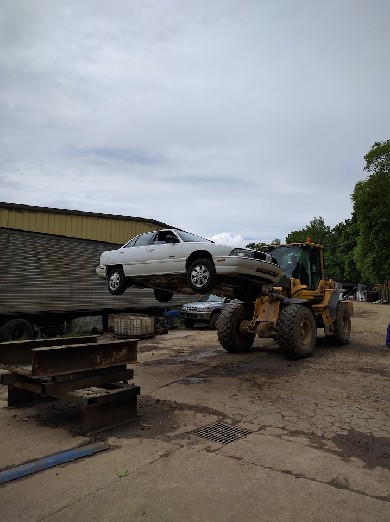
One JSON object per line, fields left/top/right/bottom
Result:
{"left": 119, "top": 232, "right": 155, "bottom": 276}
{"left": 145, "top": 231, "right": 184, "bottom": 274}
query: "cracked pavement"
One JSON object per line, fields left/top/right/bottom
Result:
{"left": 0, "top": 301, "right": 389, "bottom": 521}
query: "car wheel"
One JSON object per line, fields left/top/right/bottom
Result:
{"left": 209, "top": 313, "right": 219, "bottom": 329}
{"left": 187, "top": 259, "right": 216, "bottom": 293}
{"left": 154, "top": 289, "right": 174, "bottom": 303}
{"left": 108, "top": 267, "right": 126, "bottom": 295}
{"left": 0, "top": 319, "right": 34, "bottom": 342}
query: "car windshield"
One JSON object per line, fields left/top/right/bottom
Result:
{"left": 199, "top": 294, "right": 223, "bottom": 303}
{"left": 175, "top": 230, "right": 212, "bottom": 243}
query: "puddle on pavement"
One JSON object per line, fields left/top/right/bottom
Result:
{"left": 171, "top": 348, "right": 217, "bottom": 362}
{"left": 203, "top": 360, "right": 301, "bottom": 379}
{"left": 140, "top": 348, "right": 218, "bottom": 367}
{"left": 357, "top": 367, "right": 390, "bottom": 378}
{"left": 176, "top": 376, "right": 207, "bottom": 385}
{"left": 331, "top": 428, "right": 390, "bottom": 469}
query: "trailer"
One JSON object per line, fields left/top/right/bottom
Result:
{"left": 0, "top": 227, "right": 190, "bottom": 341}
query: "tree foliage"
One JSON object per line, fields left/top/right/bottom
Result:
{"left": 244, "top": 141, "right": 390, "bottom": 284}
{"left": 324, "top": 217, "right": 361, "bottom": 282}
{"left": 352, "top": 140, "right": 390, "bottom": 283}
{"left": 246, "top": 238, "right": 280, "bottom": 250}
{"left": 246, "top": 242, "right": 267, "bottom": 250}
{"left": 285, "top": 217, "right": 331, "bottom": 245}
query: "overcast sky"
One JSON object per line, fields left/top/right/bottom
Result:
{"left": 1, "top": 0, "right": 389, "bottom": 246}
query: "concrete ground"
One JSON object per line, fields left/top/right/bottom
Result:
{"left": 0, "top": 301, "right": 389, "bottom": 521}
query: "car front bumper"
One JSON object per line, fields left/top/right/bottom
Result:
{"left": 181, "top": 310, "right": 213, "bottom": 321}
{"left": 96, "top": 265, "right": 107, "bottom": 279}
{"left": 213, "top": 256, "right": 284, "bottom": 284}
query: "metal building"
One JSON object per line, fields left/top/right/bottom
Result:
{"left": 0, "top": 203, "right": 192, "bottom": 336}
{"left": 0, "top": 202, "right": 172, "bottom": 244}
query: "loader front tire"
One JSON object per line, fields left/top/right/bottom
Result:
{"left": 278, "top": 304, "right": 316, "bottom": 359}
{"left": 325, "top": 302, "right": 351, "bottom": 345}
{"left": 217, "top": 301, "right": 255, "bottom": 353}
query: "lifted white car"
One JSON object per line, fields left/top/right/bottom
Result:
{"left": 96, "top": 229, "right": 284, "bottom": 302}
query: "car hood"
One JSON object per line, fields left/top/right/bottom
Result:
{"left": 182, "top": 302, "right": 224, "bottom": 310}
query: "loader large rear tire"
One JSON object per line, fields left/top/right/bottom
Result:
{"left": 325, "top": 302, "right": 351, "bottom": 345}
{"left": 217, "top": 301, "right": 255, "bottom": 353}
{"left": 278, "top": 304, "right": 316, "bottom": 359}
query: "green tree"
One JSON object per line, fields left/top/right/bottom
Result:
{"left": 246, "top": 242, "right": 267, "bottom": 250}
{"left": 352, "top": 140, "right": 390, "bottom": 283}
{"left": 325, "top": 217, "right": 361, "bottom": 282}
{"left": 285, "top": 216, "right": 331, "bottom": 245}
{"left": 285, "top": 216, "right": 361, "bottom": 281}
{"left": 246, "top": 238, "right": 280, "bottom": 250}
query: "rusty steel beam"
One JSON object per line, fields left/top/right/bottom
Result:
{"left": 0, "top": 336, "right": 98, "bottom": 365}
{"left": 44, "top": 368, "right": 134, "bottom": 396}
{"left": 82, "top": 395, "right": 139, "bottom": 433}
{"left": 63, "top": 383, "right": 140, "bottom": 407}
{"left": 31, "top": 339, "right": 138, "bottom": 377}
{"left": 51, "top": 364, "right": 128, "bottom": 382}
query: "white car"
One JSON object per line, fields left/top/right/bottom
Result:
{"left": 96, "top": 229, "right": 284, "bottom": 302}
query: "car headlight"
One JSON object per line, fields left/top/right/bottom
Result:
{"left": 229, "top": 248, "right": 272, "bottom": 262}
{"left": 229, "top": 248, "right": 256, "bottom": 258}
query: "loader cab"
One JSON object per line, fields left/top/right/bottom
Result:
{"left": 266, "top": 243, "right": 323, "bottom": 290}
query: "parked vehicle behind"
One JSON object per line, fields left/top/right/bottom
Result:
{"left": 181, "top": 294, "right": 231, "bottom": 329}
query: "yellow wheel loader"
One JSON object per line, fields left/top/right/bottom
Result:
{"left": 217, "top": 240, "right": 353, "bottom": 359}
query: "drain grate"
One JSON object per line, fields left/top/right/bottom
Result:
{"left": 194, "top": 422, "right": 251, "bottom": 444}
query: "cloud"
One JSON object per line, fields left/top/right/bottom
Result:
{"left": 210, "top": 233, "right": 245, "bottom": 247}
{"left": 0, "top": 0, "right": 389, "bottom": 243}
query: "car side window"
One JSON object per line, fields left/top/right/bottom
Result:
{"left": 123, "top": 238, "right": 138, "bottom": 248}
{"left": 153, "top": 231, "right": 180, "bottom": 244}
{"left": 133, "top": 232, "right": 155, "bottom": 247}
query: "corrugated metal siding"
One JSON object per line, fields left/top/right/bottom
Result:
{"left": 0, "top": 228, "right": 193, "bottom": 315}
{"left": 0, "top": 203, "right": 171, "bottom": 244}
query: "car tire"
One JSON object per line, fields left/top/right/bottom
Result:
{"left": 209, "top": 312, "right": 219, "bottom": 329}
{"left": 187, "top": 259, "right": 216, "bottom": 293}
{"left": 0, "top": 319, "right": 34, "bottom": 342}
{"left": 154, "top": 289, "right": 174, "bottom": 303}
{"left": 184, "top": 319, "right": 195, "bottom": 329}
{"left": 108, "top": 267, "right": 126, "bottom": 295}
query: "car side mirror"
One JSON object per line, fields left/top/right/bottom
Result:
{"left": 165, "top": 235, "right": 179, "bottom": 244}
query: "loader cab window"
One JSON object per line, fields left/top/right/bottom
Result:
{"left": 267, "top": 244, "right": 320, "bottom": 289}
{"left": 308, "top": 246, "right": 322, "bottom": 290}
